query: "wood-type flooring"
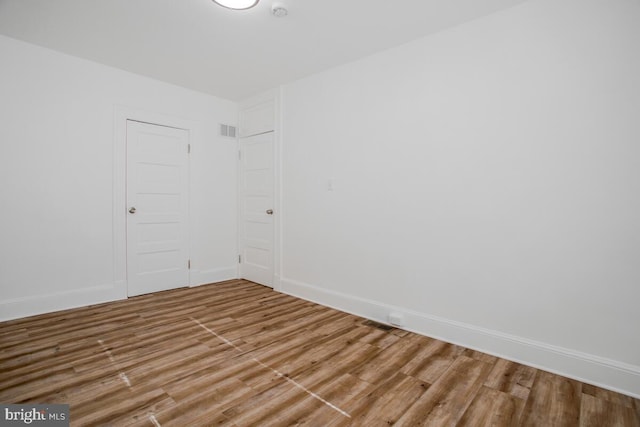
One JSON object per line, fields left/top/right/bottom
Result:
{"left": 1, "top": 279, "right": 638, "bottom": 426}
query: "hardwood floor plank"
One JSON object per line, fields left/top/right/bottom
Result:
{"left": 580, "top": 393, "right": 640, "bottom": 427}
{"left": 463, "top": 348, "right": 500, "bottom": 365}
{"left": 582, "top": 383, "right": 638, "bottom": 409}
{"left": 288, "top": 336, "right": 380, "bottom": 395}
{"left": 268, "top": 327, "right": 370, "bottom": 377}
{"left": 394, "top": 355, "right": 494, "bottom": 426}
{"left": 162, "top": 358, "right": 262, "bottom": 402}
{"left": 38, "top": 374, "right": 130, "bottom": 409}
{"left": 72, "top": 388, "right": 173, "bottom": 426}
{"left": 221, "top": 377, "right": 304, "bottom": 425}
{"left": 0, "top": 366, "right": 84, "bottom": 402}
{"left": 484, "top": 358, "right": 537, "bottom": 401}
{"left": 457, "top": 386, "right": 524, "bottom": 427}
{"left": 1, "top": 279, "right": 638, "bottom": 426}
{"left": 519, "top": 370, "right": 582, "bottom": 427}
{"left": 233, "top": 308, "right": 341, "bottom": 352}
{"left": 357, "top": 325, "right": 403, "bottom": 349}
{"left": 232, "top": 340, "right": 379, "bottom": 426}
{"left": 352, "top": 333, "right": 430, "bottom": 385}
{"left": 176, "top": 410, "right": 237, "bottom": 427}
{"left": 126, "top": 349, "right": 230, "bottom": 392}
{"left": 156, "top": 378, "right": 254, "bottom": 427}
{"left": 2, "top": 345, "right": 85, "bottom": 384}
{"left": 354, "top": 373, "right": 428, "bottom": 426}
{"left": 400, "top": 338, "right": 466, "bottom": 384}
{"left": 266, "top": 373, "right": 372, "bottom": 426}
{"left": 326, "top": 371, "right": 417, "bottom": 427}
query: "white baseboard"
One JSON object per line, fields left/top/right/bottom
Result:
{"left": 273, "top": 274, "right": 282, "bottom": 292}
{"left": 280, "top": 277, "right": 640, "bottom": 398}
{"left": 1, "top": 265, "right": 239, "bottom": 322}
{"left": 190, "top": 266, "right": 238, "bottom": 287}
{"left": 0, "top": 281, "right": 126, "bottom": 322}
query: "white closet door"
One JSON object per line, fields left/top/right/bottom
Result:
{"left": 239, "top": 132, "right": 274, "bottom": 287}
{"left": 126, "top": 120, "right": 189, "bottom": 296}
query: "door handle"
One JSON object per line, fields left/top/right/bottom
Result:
{"left": 129, "top": 207, "right": 136, "bottom": 214}
{"left": 266, "top": 209, "right": 273, "bottom": 215}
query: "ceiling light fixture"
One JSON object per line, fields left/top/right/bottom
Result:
{"left": 212, "top": 0, "right": 259, "bottom": 10}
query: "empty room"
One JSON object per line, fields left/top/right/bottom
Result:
{"left": 1, "top": 0, "right": 639, "bottom": 425}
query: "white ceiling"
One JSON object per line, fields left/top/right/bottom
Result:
{"left": 0, "top": 0, "right": 528, "bottom": 101}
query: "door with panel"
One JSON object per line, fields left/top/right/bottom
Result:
{"left": 126, "top": 120, "right": 190, "bottom": 297}
{"left": 239, "top": 132, "right": 274, "bottom": 287}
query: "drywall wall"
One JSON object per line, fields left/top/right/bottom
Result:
{"left": 279, "top": 0, "right": 640, "bottom": 396}
{"left": 0, "top": 35, "right": 238, "bottom": 320}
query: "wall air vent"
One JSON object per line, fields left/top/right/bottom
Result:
{"left": 220, "top": 124, "right": 237, "bottom": 138}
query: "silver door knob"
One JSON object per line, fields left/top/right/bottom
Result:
{"left": 129, "top": 207, "right": 136, "bottom": 214}
{"left": 266, "top": 209, "right": 273, "bottom": 215}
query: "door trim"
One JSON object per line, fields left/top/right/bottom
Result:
{"left": 125, "top": 120, "right": 190, "bottom": 296}
{"left": 114, "top": 106, "right": 199, "bottom": 298}
{"left": 237, "top": 91, "right": 281, "bottom": 289}
{"left": 238, "top": 132, "right": 275, "bottom": 287}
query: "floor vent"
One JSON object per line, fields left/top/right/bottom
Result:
{"left": 362, "top": 320, "right": 395, "bottom": 331}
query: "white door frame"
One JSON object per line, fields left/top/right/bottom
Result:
{"left": 125, "top": 120, "right": 190, "bottom": 296}
{"left": 237, "top": 90, "right": 282, "bottom": 290}
{"left": 114, "top": 106, "right": 199, "bottom": 299}
{"left": 238, "top": 132, "right": 275, "bottom": 286}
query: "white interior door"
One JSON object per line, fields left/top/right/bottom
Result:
{"left": 126, "top": 120, "right": 189, "bottom": 297}
{"left": 239, "top": 132, "right": 274, "bottom": 286}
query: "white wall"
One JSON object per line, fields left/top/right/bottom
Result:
{"left": 280, "top": 0, "right": 640, "bottom": 396}
{"left": 0, "top": 35, "right": 238, "bottom": 320}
